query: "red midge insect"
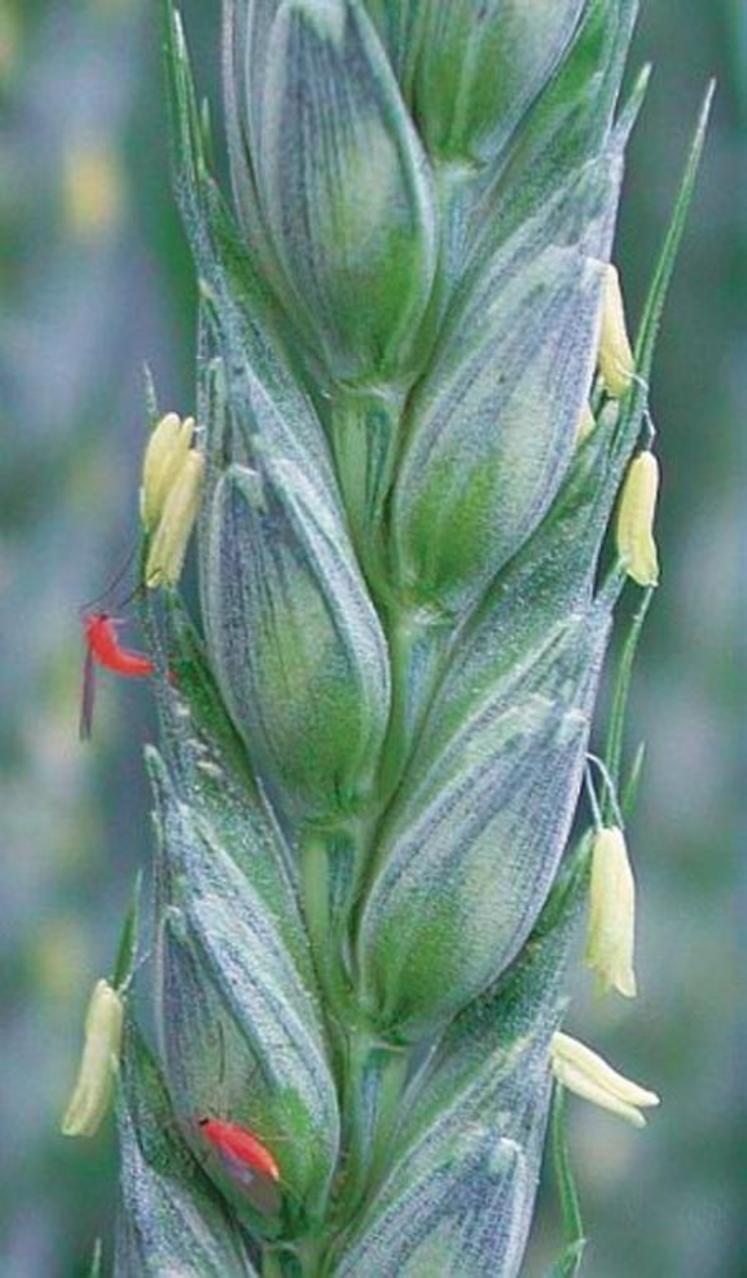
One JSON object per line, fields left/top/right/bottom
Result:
{"left": 80, "top": 613, "right": 155, "bottom": 740}
{"left": 198, "top": 1117, "right": 281, "bottom": 1184}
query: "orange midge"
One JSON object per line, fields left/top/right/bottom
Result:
{"left": 198, "top": 1117, "right": 281, "bottom": 1184}
{"left": 80, "top": 613, "right": 155, "bottom": 739}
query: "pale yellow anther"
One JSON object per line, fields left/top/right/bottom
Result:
{"left": 550, "top": 1032, "right": 659, "bottom": 1128}
{"left": 598, "top": 264, "right": 635, "bottom": 398}
{"left": 146, "top": 450, "right": 205, "bottom": 589}
{"left": 616, "top": 450, "right": 660, "bottom": 587}
{"left": 140, "top": 413, "right": 195, "bottom": 533}
{"left": 61, "top": 979, "right": 124, "bottom": 1138}
{"left": 576, "top": 402, "right": 596, "bottom": 444}
{"left": 584, "top": 826, "right": 637, "bottom": 998}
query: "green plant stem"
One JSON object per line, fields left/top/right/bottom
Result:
{"left": 427, "top": 160, "right": 476, "bottom": 338}
{"left": 376, "top": 608, "right": 421, "bottom": 804}
{"left": 261, "top": 1241, "right": 325, "bottom": 1278}
{"left": 551, "top": 1084, "right": 586, "bottom": 1276}
{"left": 300, "top": 831, "right": 349, "bottom": 1026}
{"left": 603, "top": 587, "right": 654, "bottom": 822}
{"left": 262, "top": 1249, "right": 285, "bottom": 1278}
{"left": 339, "top": 1025, "right": 409, "bottom": 1218}
{"left": 301, "top": 833, "right": 330, "bottom": 964}
{"left": 345, "top": 607, "right": 450, "bottom": 953}
{"left": 329, "top": 388, "right": 403, "bottom": 589}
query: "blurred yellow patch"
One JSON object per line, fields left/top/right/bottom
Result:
{"left": 63, "top": 142, "right": 125, "bottom": 238}
{"left": 34, "top": 917, "right": 90, "bottom": 1002}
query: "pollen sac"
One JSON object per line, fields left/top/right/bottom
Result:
{"left": 240, "top": 0, "right": 437, "bottom": 383}
{"left": 203, "top": 457, "right": 390, "bottom": 824}
{"left": 584, "top": 826, "right": 637, "bottom": 999}
{"left": 598, "top": 263, "right": 635, "bottom": 398}
{"left": 145, "top": 449, "right": 205, "bottom": 589}
{"left": 616, "top": 450, "right": 660, "bottom": 587}
{"left": 550, "top": 1032, "right": 660, "bottom": 1128}
{"left": 401, "top": 0, "right": 585, "bottom": 165}
{"left": 391, "top": 245, "right": 605, "bottom": 617}
{"left": 61, "top": 979, "right": 124, "bottom": 1138}
{"left": 140, "top": 412, "right": 195, "bottom": 534}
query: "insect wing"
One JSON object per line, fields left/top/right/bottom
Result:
{"left": 215, "top": 1139, "right": 258, "bottom": 1190}
{"left": 227, "top": 1127, "right": 280, "bottom": 1182}
{"left": 207, "top": 1124, "right": 283, "bottom": 1217}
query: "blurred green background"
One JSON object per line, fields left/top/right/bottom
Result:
{"left": 0, "top": 2, "right": 742, "bottom": 1274}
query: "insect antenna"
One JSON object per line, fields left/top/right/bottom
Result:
{"left": 79, "top": 541, "right": 139, "bottom": 616}
{"left": 110, "top": 578, "right": 146, "bottom": 615}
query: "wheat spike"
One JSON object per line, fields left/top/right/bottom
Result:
{"left": 100, "top": 4, "right": 711, "bottom": 1274}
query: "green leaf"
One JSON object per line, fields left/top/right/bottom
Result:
{"left": 633, "top": 81, "right": 715, "bottom": 388}
{"left": 613, "top": 81, "right": 715, "bottom": 469}
{"left": 112, "top": 870, "right": 143, "bottom": 993}
{"left": 115, "top": 1024, "right": 258, "bottom": 1276}
{"left": 622, "top": 741, "right": 647, "bottom": 820}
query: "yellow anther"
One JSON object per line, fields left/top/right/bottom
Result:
{"left": 584, "top": 826, "right": 637, "bottom": 998}
{"left": 140, "top": 413, "right": 195, "bottom": 534}
{"left": 61, "top": 979, "right": 124, "bottom": 1138}
{"left": 598, "top": 264, "right": 635, "bottom": 398}
{"left": 550, "top": 1031, "right": 659, "bottom": 1128}
{"left": 616, "top": 450, "right": 660, "bottom": 587}
{"left": 146, "top": 450, "right": 205, "bottom": 589}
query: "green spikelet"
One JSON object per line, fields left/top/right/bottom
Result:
{"left": 103, "top": 3, "right": 712, "bottom": 1274}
